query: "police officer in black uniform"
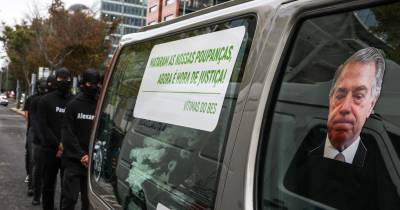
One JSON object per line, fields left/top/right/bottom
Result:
{"left": 61, "top": 68, "right": 100, "bottom": 210}
{"left": 38, "top": 68, "right": 73, "bottom": 210}
{"left": 23, "top": 82, "right": 42, "bottom": 196}
{"left": 29, "top": 79, "right": 49, "bottom": 205}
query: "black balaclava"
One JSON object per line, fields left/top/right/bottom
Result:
{"left": 46, "top": 74, "right": 56, "bottom": 93}
{"left": 55, "top": 67, "right": 72, "bottom": 95}
{"left": 37, "top": 79, "right": 48, "bottom": 95}
{"left": 81, "top": 68, "right": 100, "bottom": 99}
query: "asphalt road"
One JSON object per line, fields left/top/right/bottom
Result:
{"left": 0, "top": 102, "right": 63, "bottom": 210}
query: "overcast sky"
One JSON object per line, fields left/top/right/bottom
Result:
{"left": 0, "top": 0, "right": 99, "bottom": 66}
{"left": 0, "top": 0, "right": 99, "bottom": 26}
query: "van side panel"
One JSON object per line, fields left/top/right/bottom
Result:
{"left": 218, "top": 1, "right": 288, "bottom": 209}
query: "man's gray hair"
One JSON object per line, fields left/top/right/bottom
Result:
{"left": 329, "top": 47, "right": 386, "bottom": 99}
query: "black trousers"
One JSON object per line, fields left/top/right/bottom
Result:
{"left": 32, "top": 143, "right": 43, "bottom": 201}
{"left": 61, "top": 163, "right": 88, "bottom": 210}
{"left": 25, "top": 128, "right": 34, "bottom": 189}
{"left": 42, "top": 148, "right": 63, "bottom": 210}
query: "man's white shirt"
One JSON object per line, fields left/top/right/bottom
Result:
{"left": 323, "top": 135, "right": 360, "bottom": 164}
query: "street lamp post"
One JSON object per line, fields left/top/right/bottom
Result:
{"left": 182, "top": 0, "right": 187, "bottom": 15}
{"left": 5, "top": 64, "right": 8, "bottom": 91}
{"left": 0, "top": 68, "right": 3, "bottom": 91}
{"left": 31, "top": 73, "right": 37, "bottom": 96}
{"left": 16, "top": 80, "right": 20, "bottom": 109}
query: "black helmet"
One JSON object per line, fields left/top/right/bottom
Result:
{"left": 54, "top": 67, "right": 72, "bottom": 95}
{"left": 37, "top": 79, "right": 48, "bottom": 95}
{"left": 55, "top": 67, "right": 71, "bottom": 79}
{"left": 81, "top": 68, "right": 100, "bottom": 99}
{"left": 82, "top": 68, "right": 100, "bottom": 85}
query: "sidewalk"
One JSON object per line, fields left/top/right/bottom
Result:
{"left": 10, "top": 107, "right": 25, "bottom": 116}
{"left": 7, "top": 98, "right": 25, "bottom": 116}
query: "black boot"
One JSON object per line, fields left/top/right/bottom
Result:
{"left": 27, "top": 188, "right": 34, "bottom": 196}
{"left": 32, "top": 198, "right": 40, "bottom": 205}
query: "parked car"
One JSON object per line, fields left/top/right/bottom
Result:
{"left": 0, "top": 95, "right": 8, "bottom": 106}
{"left": 1, "top": 91, "right": 10, "bottom": 98}
{"left": 88, "top": 0, "right": 400, "bottom": 210}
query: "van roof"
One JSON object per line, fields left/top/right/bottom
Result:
{"left": 139, "top": 0, "right": 252, "bottom": 32}
{"left": 120, "top": 0, "right": 296, "bottom": 43}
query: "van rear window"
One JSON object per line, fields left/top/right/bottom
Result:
{"left": 90, "top": 16, "right": 256, "bottom": 210}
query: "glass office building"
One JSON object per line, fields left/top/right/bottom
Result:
{"left": 101, "top": 0, "right": 148, "bottom": 55}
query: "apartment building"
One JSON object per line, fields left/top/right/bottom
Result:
{"left": 146, "top": 0, "right": 229, "bottom": 25}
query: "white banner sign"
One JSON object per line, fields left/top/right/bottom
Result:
{"left": 134, "top": 26, "right": 246, "bottom": 131}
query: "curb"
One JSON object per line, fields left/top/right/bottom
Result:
{"left": 10, "top": 107, "right": 25, "bottom": 116}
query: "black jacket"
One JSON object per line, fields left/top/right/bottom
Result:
{"left": 284, "top": 126, "right": 400, "bottom": 210}
{"left": 38, "top": 90, "right": 72, "bottom": 149}
{"left": 29, "top": 95, "right": 43, "bottom": 145}
{"left": 23, "top": 94, "right": 39, "bottom": 131}
{"left": 61, "top": 92, "right": 97, "bottom": 163}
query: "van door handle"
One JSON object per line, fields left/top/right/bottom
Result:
{"left": 263, "top": 198, "right": 288, "bottom": 210}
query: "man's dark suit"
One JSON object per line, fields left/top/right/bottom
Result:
{"left": 284, "top": 126, "right": 400, "bottom": 210}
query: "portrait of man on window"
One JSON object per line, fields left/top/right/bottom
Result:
{"left": 284, "top": 47, "right": 400, "bottom": 210}
{"left": 324, "top": 47, "right": 384, "bottom": 166}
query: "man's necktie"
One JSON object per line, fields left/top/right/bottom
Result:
{"left": 334, "top": 152, "right": 346, "bottom": 162}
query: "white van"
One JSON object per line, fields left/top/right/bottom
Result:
{"left": 88, "top": 0, "right": 400, "bottom": 209}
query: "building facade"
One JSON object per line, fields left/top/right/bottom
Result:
{"left": 146, "top": 0, "right": 229, "bottom": 25}
{"left": 101, "top": 0, "right": 148, "bottom": 54}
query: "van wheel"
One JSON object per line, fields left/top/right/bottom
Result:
{"left": 93, "top": 146, "right": 104, "bottom": 182}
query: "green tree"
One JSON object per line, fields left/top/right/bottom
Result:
{"left": 0, "top": 23, "right": 37, "bottom": 91}
{"left": 1, "top": 0, "right": 119, "bottom": 91}
{"left": 372, "top": 5, "right": 400, "bottom": 61}
{"left": 31, "top": 0, "right": 119, "bottom": 75}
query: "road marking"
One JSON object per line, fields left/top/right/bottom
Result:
{"left": 0, "top": 114, "right": 21, "bottom": 118}
{"left": 0, "top": 125, "right": 25, "bottom": 129}
{"left": 0, "top": 162, "right": 11, "bottom": 167}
